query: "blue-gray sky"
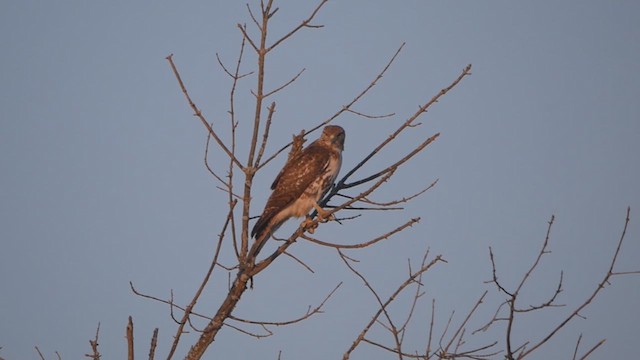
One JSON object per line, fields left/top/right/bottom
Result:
{"left": 1, "top": 1, "right": 639, "bottom": 359}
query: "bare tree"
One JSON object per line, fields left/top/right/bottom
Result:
{"left": 337, "top": 209, "right": 636, "bottom": 360}
{"left": 73, "top": 1, "right": 637, "bottom": 360}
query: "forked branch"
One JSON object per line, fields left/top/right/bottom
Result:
{"left": 479, "top": 208, "right": 636, "bottom": 359}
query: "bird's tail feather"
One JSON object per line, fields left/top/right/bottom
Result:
{"left": 249, "top": 210, "right": 279, "bottom": 261}
{"left": 251, "top": 211, "right": 272, "bottom": 240}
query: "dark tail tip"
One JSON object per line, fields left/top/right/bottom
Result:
{"left": 251, "top": 218, "right": 266, "bottom": 239}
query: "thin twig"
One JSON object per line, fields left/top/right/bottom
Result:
{"left": 148, "top": 328, "right": 158, "bottom": 360}
{"left": 263, "top": 68, "right": 305, "bottom": 98}
{"left": 426, "top": 299, "right": 436, "bottom": 358}
{"left": 228, "top": 283, "right": 342, "bottom": 326}
{"left": 577, "top": 339, "right": 606, "bottom": 360}
{"left": 302, "top": 218, "right": 420, "bottom": 249}
{"left": 255, "top": 102, "right": 277, "bottom": 168}
{"left": 346, "top": 108, "right": 395, "bottom": 119}
{"left": 236, "top": 24, "right": 259, "bottom": 52}
{"left": 165, "top": 55, "right": 243, "bottom": 170}
{"left": 355, "top": 179, "right": 438, "bottom": 207}
{"left": 283, "top": 250, "right": 315, "bottom": 273}
{"left": 35, "top": 347, "right": 45, "bottom": 360}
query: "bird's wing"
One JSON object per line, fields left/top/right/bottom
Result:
{"left": 251, "top": 143, "right": 331, "bottom": 239}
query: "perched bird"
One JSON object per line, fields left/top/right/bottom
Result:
{"left": 250, "top": 125, "right": 345, "bottom": 257}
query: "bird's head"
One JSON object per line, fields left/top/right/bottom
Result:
{"left": 321, "top": 125, "right": 346, "bottom": 151}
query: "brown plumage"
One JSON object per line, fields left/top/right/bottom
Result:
{"left": 250, "top": 125, "right": 345, "bottom": 257}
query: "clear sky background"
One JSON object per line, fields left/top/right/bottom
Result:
{"left": 1, "top": 1, "right": 639, "bottom": 359}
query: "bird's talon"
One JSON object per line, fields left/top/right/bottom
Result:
{"left": 314, "top": 205, "right": 335, "bottom": 223}
{"left": 302, "top": 217, "right": 318, "bottom": 233}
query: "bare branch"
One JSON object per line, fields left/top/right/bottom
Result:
{"left": 302, "top": 218, "right": 420, "bottom": 249}
{"left": 83, "top": 323, "right": 101, "bottom": 359}
{"left": 130, "top": 282, "right": 214, "bottom": 323}
{"left": 520, "top": 207, "right": 633, "bottom": 358}
{"left": 473, "top": 301, "right": 509, "bottom": 335}
{"left": 516, "top": 271, "right": 564, "bottom": 312}
{"left": 228, "top": 282, "right": 341, "bottom": 326}
{"left": 487, "top": 247, "right": 513, "bottom": 297}
{"left": 215, "top": 52, "right": 253, "bottom": 80}
{"left": 361, "top": 338, "right": 427, "bottom": 359}
{"left": 166, "top": 200, "right": 237, "bottom": 359}
{"left": 236, "top": 23, "right": 259, "bottom": 52}
{"left": 267, "top": 0, "right": 328, "bottom": 52}
{"left": 165, "top": 54, "right": 244, "bottom": 170}
{"left": 338, "top": 249, "right": 401, "bottom": 359}
{"left": 356, "top": 178, "right": 438, "bottom": 207}
{"left": 283, "top": 249, "right": 315, "bottom": 273}
{"left": 245, "top": 4, "right": 262, "bottom": 31}
{"left": 441, "top": 292, "right": 488, "bottom": 356}
{"left": 263, "top": 68, "right": 305, "bottom": 98}
{"left": 610, "top": 270, "right": 640, "bottom": 275}
{"left": 572, "top": 333, "right": 583, "bottom": 360}
{"left": 342, "top": 250, "right": 445, "bottom": 359}
{"left": 577, "top": 339, "right": 606, "bottom": 360}
{"left": 225, "top": 29, "right": 248, "bottom": 259}
{"left": 126, "top": 316, "right": 134, "bottom": 360}
{"left": 399, "top": 258, "right": 427, "bottom": 342}
{"left": 254, "top": 102, "right": 277, "bottom": 168}
{"left": 148, "top": 328, "right": 158, "bottom": 360}
{"left": 426, "top": 299, "right": 436, "bottom": 358}
{"left": 204, "top": 128, "right": 231, "bottom": 187}
{"left": 35, "top": 347, "right": 45, "bottom": 360}
{"left": 515, "top": 215, "right": 556, "bottom": 296}
{"left": 221, "top": 322, "right": 273, "bottom": 339}
{"left": 346, "top": 108, "right": 395, "bottom": 119}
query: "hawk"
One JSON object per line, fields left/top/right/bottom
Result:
{"left": 250, "top": 125, "right": 346, "bottom": 257}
